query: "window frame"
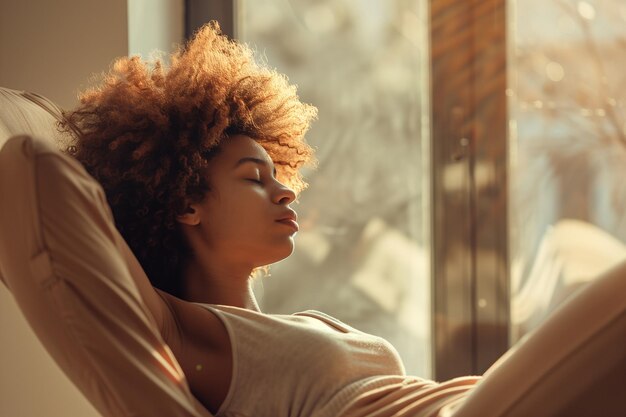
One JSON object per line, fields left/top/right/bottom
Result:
{"left": 430, "top": 0, "right": 509, "bottom": 380}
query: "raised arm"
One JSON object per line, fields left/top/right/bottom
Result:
{"left": 0, "top": 135, "right": 213, "bottom": 417}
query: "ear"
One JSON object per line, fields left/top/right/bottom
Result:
{"left": 176, "top": 205, "right": 201, "bottom": 226}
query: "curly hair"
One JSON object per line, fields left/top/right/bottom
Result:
{"left": 59, "top": 21, "right": 318, "bottom": 298}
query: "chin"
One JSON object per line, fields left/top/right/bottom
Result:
{"left": 260, "top": 241, "right": 295, "bottom": 265}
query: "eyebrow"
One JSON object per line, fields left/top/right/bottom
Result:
{"left": 234, "top": 157, "right": 277, "bottom": 177}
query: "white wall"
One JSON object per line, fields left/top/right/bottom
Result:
{"left": 0, "top": 2, "right": 183, "bottom": 416}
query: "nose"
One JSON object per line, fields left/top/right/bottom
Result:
{"left": 273, "top": 181, "right": 297, "bottom": 205}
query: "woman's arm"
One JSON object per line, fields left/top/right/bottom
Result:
{"left": 446, "top": 260, "right": 626, "bottom": 417}
{"left": 0, "top": 135, "right": 214, "bottom": 417}
{"left": 116, "top": 231, "right": 170, "bottom": 335}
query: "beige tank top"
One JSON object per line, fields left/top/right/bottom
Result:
{"left": 197, "top": 304, "right": 478, "bottom": 417}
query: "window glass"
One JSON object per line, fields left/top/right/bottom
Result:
{"left": 509, "top": 0, "right": 626, "bottom": 342}
{"left": 238, "top": 0, "right": 432, "bottom": 376}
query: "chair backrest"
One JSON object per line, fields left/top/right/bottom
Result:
{"left": 0, "top": 87, "right": 70, "bottom": 150}
{"left": 0, "top": 87, "right": 104, "bottom": 417}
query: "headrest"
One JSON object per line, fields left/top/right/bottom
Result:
{"left": 0, "top": 87, "right": 70, "bottom": 150}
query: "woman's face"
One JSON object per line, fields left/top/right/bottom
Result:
{"left": 180, "top": 134, "right": 299, "bottom": 269}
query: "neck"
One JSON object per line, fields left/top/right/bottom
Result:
{"left": 181, "top": 258, "right": 261, "bottom": 311}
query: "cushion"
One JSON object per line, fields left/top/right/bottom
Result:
{"left": 0, "top": 86, "right": 70, "bottom": 150}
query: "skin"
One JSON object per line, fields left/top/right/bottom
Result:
{"left": 177, "top": 134, "right": 299, "bottom": 310}
{"left": 140, "top": 134, "right": 300, "bottom": 413}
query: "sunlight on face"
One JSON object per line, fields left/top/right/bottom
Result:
{"left": 193, "top": 135, "right": 299, "bottom": 268}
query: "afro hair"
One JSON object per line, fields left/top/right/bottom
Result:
{"left": 60, "top": 21, "right": 317, "bottom": 298}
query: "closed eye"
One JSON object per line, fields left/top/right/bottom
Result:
{"left": 246, "top": 178, "right": 263, "bottom": 185}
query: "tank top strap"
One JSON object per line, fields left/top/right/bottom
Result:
{"left": 292, "top": 310, "right": 360, "bottom": 334}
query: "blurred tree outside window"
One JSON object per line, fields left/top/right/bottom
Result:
{"left": 239, "top": 0, "right": 432, "bottom": 377}
{"left": 236, "top": 0, "right": 626, "bottom": 378}
{"left": 509, "top": 0, "right": 626, "bottom": 341}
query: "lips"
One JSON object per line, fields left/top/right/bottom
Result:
{"left": 276, "top": 210, "right": 299, "bottom": 232}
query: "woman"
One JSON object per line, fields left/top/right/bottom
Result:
{"left": 60, "top": 21, "right": 480, "bottom": 415}
{"left": 0, "top": 22, "right": 623, "bottom": 417}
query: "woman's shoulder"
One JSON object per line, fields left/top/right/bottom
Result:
{"left": 156, "top": 291, "right": 230, "bottom": 352}
{"left": 174, "top": 302, "right": 358, "bottom": 337}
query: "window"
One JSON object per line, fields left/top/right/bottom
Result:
{"left": 238, "top": 0, "right": 433, "bottom": 378}
{"left": 509, "top": 0, "right": 626, "bottom": 342}
{"left": 190, "top": 0, "right": 626, "bottom": 380}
